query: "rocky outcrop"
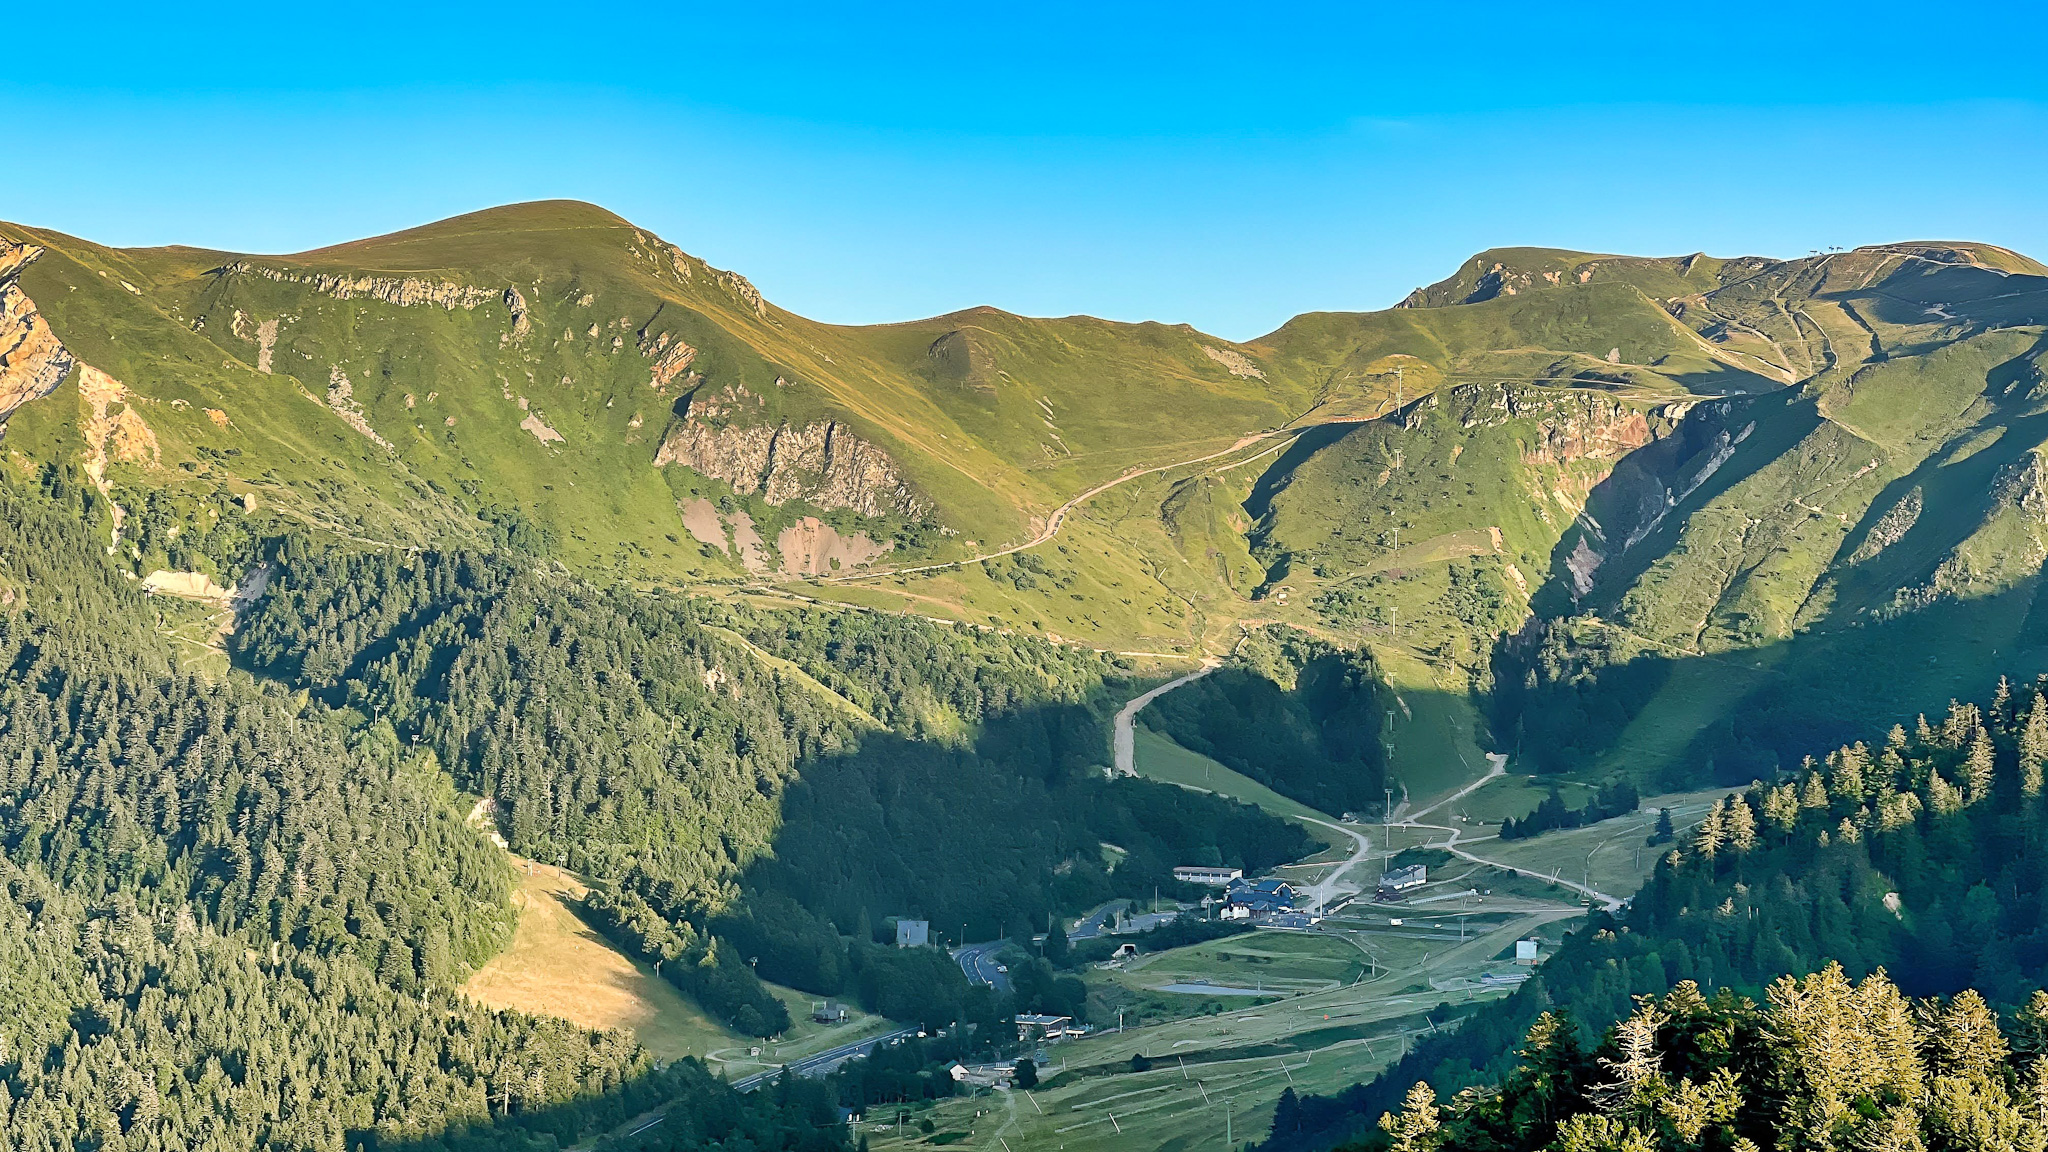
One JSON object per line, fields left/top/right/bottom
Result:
{"left": 1441, "top": 383, "right": 1665, "bottom": 466}
{"left": 716, "top": 269, "right": 767, "bottom": 317}
{"left": 1994, "top": 454, "right": 2048, "bottom": 521}
{"left": 223, "top": 261, "right": 506, "bottom": 310}
{"left": 640, "top": 330, "right": 699, "bottom": 391}
{"left": 0, "top": 242, "right": 76, "bottom": 423}
{"left": 225, "top": 261, "right": 532, "bottom": 344}
{"left": 325, "top": 366, "right": 392, "bottom": 450}
{"left": 503, "top": 287, "right": 532, "bottom": 343}
{"left": 654, "top": 417, "right": 928, "bottom": 520}
{"left": 1851, "top": 487, "right": 1925, "bottom": 562}
{"left": 1202, "top": 346, "right": 1266, "bottom": 379}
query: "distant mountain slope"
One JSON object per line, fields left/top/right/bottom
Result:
{"left": 1248, "top": 241, "right": 2048, "bottom": 785}
{"left": 6, "top": 202, "right": 2048, "bottom": 793}
{"left": 0, "top": 201, "right": 1324, "bottom": 588}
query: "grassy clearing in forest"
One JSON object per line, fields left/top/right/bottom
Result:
{"left": 462, "top": 863, "right": 737, "bottom": 1062}
{"left": 462, "top": 861, "right": 897, "bottom": 1070}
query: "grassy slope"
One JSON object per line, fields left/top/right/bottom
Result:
{"left": 6, "top": 203, "right": 1332, "bottom": 570}
{"left": 13, "top": 203, "right": 2048, "bottom": 796}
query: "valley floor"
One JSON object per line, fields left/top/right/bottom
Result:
{"left": 843, "top": 730, "right": 1727, "bottom": 1152}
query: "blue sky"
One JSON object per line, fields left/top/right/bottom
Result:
{"left": 11, "top": 2, "right": 2048, "bottom": 339}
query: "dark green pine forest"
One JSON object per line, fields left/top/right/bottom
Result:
{"left": 0, "top": 461, "right": 1331, "bottom": 1150}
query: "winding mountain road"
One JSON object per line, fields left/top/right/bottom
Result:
{"left": 1110, "top": 658, "right": 1220, "bottom": 777}
{"left": 827, "top": 430, "right": 1293, "bottom": 583}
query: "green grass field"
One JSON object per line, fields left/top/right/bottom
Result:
{"left": 1130, "top": 727, "right": 1339, "bottom": 828}
{"left": 1098, "top": 930, "right": 1368, "bottom": 998}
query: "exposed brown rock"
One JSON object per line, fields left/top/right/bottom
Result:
{"left": 0, "top": 242, "right": 76, "bottom": 423}
{"left": 1202, "top": 346, "right": 1266, "bottom": 379}
{"left": 654, "top": 417, "right": 927, "bottom": 520}
{"left": 521, "top": 412, "right": 564, "bottom": 444}
{"left": 775, "top": 516, "right": 891, "bottom": 576}
{"left": 77, "top": 365, "right": 160, "bottom": 483}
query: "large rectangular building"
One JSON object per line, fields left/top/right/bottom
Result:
{"left": 1378, "top": 864, "right": 1427, "bottom": 895}
{"left": 1173, "top": 866, "right": 1243, "bottom": 886}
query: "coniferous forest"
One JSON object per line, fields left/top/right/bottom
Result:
{"left": 0, "top": 464, "right": 1327, "bottom": 1149}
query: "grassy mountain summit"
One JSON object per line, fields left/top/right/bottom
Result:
{"left": 0, "top": 200, "right": 1333, "bottom": 586}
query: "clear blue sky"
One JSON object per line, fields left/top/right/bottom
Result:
{"left": 11, "top": 2, "right": 2047, "bottom": 339}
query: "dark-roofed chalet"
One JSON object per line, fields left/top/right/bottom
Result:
{"left": 1222, "top": 877, "right": 1297, "bottom": 920}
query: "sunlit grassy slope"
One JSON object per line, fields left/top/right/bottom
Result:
{"left": 9, "top": 203, "right": 2048, "bottom": 792}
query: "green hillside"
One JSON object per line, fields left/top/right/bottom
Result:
{"left": 7, "top": 202, "right": 2048, "bottom": 793}
{"left": 14, "top": 201, "right": 2048, "bottom": 1152}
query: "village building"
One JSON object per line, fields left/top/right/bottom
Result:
{"left": 1377, "top": 864, "right": 1427, "bottom": 899}
{"left": 1173, "top": 865, "right": 1243, "bottom": 886}
{"left": 1015, "top": 1014, "right": 1076, "bottom": 1043}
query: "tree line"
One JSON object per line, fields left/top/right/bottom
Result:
{"left": 1362, "top": 965, "right": 2048, "bottom": 1152}
{"left": 1498, "top": 781, "right": 1640, "bottom": 841}
{"left": 1141, "top": 626, "right": 1387, "bottom": 817}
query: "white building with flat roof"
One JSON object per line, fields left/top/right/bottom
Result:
{"left": 1173, "top": 866, "right": 1243, "bottom": 886}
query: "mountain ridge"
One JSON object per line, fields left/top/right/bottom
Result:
{"left": 5, "top": 204, "right": 2046, "bottom": 792}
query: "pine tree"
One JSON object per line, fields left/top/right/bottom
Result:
{"left": 2020, "top": 695, "right": 2048, "bottom": 798}
{"left": 1927, "top": 989, "right": 2006, "bottom": 1079}
{"left": 1966, "top": 729, "right": 1997, "bottom": 804}
{"left": 1382, "top": 1082, "right": 1443, "bottom": 1152}
{"left": 1726, "top": 797, "right": 1758, "bottom": 852}
{"left": 1595, "top": 1000, "right": 1667, "bottom": 1121}
{"left": 1763, "top": 785, "right": 1800, "bottom": 836}
{"left": 1927, "top": 772, "right": 1964, "bottom": 816}
{"left": 1802, "top": 773, "right": 1831, "bottom": 810}
{"left": 1695, "top": 800, "right": 1727, "bottom": 861}
{"left": 1649, "top": 807, "right": 1676, "bottom": 846}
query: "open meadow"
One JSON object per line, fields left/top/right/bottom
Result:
{"left": 462, "top": 857, "right": 894, "bottom": 1071}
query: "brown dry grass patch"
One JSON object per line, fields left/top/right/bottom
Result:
{"left": 462, "top": 862, "right": 739, "bottom": 1061}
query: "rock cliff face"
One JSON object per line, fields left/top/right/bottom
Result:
{"left": 654, "top": 417, "right": 929, "bottom": 520}
{"left": 221, "top": 261, "right": 510, "bottom": 311}
{"left": 0, "top": 242, "right": 76, "bottom": 423}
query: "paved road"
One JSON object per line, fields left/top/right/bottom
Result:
{"left": 1295, "top": 814, "right": 1374, "bottom": 913}
{"left": 1068, "top": 900, "right": 1129, "bottom": 940}
{"left": 1110, "top": 658, "right": 1220, "bottom": 778}
{"left": 730, "top": 1026, "right": 919, "bottom": 1092}
{"left": 599, "top": 1028, "right": 918, "bottom": 1145}
{"left": 953, "top": 941, "right": 1013, "bottom": 994}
